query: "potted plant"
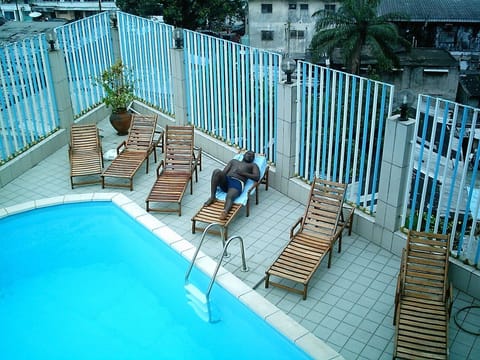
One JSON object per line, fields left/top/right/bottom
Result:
{"left": 97, "top": 60, "right": 135, "bottom": 135}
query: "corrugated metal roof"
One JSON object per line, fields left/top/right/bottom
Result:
{"left": 378, "top": 0, "right": 480, "bottom": 22}
{"left": 0, "top": 20, "right": 66, "bottom": 45}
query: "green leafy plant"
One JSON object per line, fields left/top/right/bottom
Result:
{"left": 97, "top": 60, "right": 135, "bottom": 112}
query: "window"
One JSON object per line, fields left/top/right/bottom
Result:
{"left": 325, "top": 4, "right": 336, "bottom": 13}
{"left": 300, "top": 4, "right": 309, "bottom": 11}
{"left": 261, "top": 30, "right": 274, "bottom": 41}
{"left": 289, "top": 4, "right": 297, "bottom": 10}
{"left": 261, "top": 4, "right": 273, "bottom": 13}
{"left": 290, "top": 30, "right": 305, "bottom": 39}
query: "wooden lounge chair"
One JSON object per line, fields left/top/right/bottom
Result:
{"left": 191, "top": 152, "right": 269, "bottom": 239}
{"left": 265, "top": 177, "right": 354, "bottom": 300}
{"left": 145, "top": 125, "right": 198, "bottom": 216}
{"left": 101, "top": 114, "right": 157, "bottom": 190}
{"left": 68, "top": 124, "right": 103, "bottom": 188}
{"left": 393, "top": 230, "right": 452, "bottom": 360}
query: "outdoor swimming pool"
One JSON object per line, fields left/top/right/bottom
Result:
{"left": 0, "top": 196, "right": 325, "bottom": 359}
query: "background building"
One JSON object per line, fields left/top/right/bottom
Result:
{"left": 0, "top": 0, "right": 118, "bottom": 22}
{"left": 247, "top": 0, "right": 342, "bottom": 59}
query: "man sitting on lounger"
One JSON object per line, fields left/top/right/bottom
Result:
{"left": 204, "top": 151, "right": 260, "bottom": 220}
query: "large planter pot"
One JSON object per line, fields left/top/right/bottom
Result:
{"left": 109, "top": 111, "right": 132, "bottom": 135}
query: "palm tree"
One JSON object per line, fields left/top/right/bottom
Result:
{"left": 310, "top": 0, "right": 409, "bottom": 74}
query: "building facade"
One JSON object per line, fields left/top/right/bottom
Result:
{"left": 0, "top": 0, "right": 117, "bottom": 22}
{"left": 247, "top": 0, "right": 341, "bottom": 59}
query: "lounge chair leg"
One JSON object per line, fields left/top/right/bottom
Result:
{"left": 265, "top": 274, "right": 270, "bottom": 288}
{"left": 303, "top": 286, "right": 307, "bottom": 300}
{"left": 192, "top": 220, "right": 196, "bottom": 234}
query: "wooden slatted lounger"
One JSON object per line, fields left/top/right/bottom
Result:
{"left": 265, "top": 177, "right": 354, "bottom": 300}
{"left": 191, "top": 153, "right": 269, "bottom": 240}
{"left": 393, "top": 230, "right": 452, "bottom": 359}
{"left": 101, "top": 114, "right": 157, "bottom": 191}
{"left": 145, "top": 125, "right": 200, "bottom": 216}
{"left": 69, "top": 124, "right": 104, "bottom": 188}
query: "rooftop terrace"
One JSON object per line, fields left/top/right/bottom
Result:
{"left": 1, "top": 117, "right": 479, "bottom": 359}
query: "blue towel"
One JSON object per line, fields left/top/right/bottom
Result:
{"left": 215, "top": 153, "right": 268, "bottom": 206}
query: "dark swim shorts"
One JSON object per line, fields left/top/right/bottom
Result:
{"left": 226, "top": 176, "right": 245, "bottom": 193}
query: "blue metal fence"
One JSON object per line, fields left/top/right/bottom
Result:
{"left": 403, "top": 95, "right": 480, "bottom": 265}
{"left": 183, "top": 30, "right": 281, "bottom": 161}
{"left": 118, "top": 13, "right": 174, "bottom": 115}
{"left": 0, "top": 35, "right": 60, "bottom": 164}
{"left": 56, "top": 12, "right": 114, "bottom": 117}
{"left": 296, "top": 61, "right": 394, "bottom": 213}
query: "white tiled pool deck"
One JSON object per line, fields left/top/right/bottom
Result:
{"left": 1, "top": 119, "right": 479, "bottom": 359}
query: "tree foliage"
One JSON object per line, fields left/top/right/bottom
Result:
{"left": 310, "top": 0, "right": 410, "bottom": 74}
{"left": 116, "top": 0, "right": 246, "bottom": 31}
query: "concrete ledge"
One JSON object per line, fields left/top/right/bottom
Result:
{"left": 0, "top": 129, "right": 67, "bottom": 187}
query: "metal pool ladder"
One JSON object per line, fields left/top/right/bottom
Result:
{"left": 184, "top": 223, "right": 249, "bottom": 322}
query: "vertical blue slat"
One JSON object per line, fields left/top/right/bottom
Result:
{"left": 322, "top": 68, "right": 331, "bottom": 180}
{"left": 272, "top": 55, "right": 279, "bottom": 163}
{"left": 333, "top": 72, "right": 344, "bottom": 182}
{"left": 408, "top": 96, "right": 432, "bottom": 229}
{"left": 299, "top": 62, "right": 307, "bottom": 178}
{"left": 254, "top": 50, "right": 260, "bottom": 151}
{"left": 245, "top": 47, "right": 250, "bottom": 150}
{"left": 345, "top": 76, "right": 356, "bottom": 185}
{"left": 263, "top": 52, "right": 269, "bottom": 154}
{"left": 425, "top": 103, "right": 450, "bottom": 230}
{"left": 454, "top": 109, "right": 472, "bottom": 247}
{"left": 219, "top": 39, "right": 226, "bottom": 134}
{"left": 356, "top": 80, "right": 372, "bottom": 206}
{"left": 236, "top": 45, "right": 242, "bottom": 146}
{"left": 205, "top": 38, "right": 212, "bottom": 135}
{"left": 443, "top": 106, "right": 468, "bottom": 233}
{"left": 24, "top": 41, "right": 39, "bottom": 139}
{"left": 184, "top": 31, "right": 193, "bottom": 125}
{"left": 228, "top": 42, "right": 234, "bottom": 141}
{"left": 309, "top": 65, "right": 319, "bottom": 180}
{"left": 369, "top": 84, "right": 387, "bottom": 213}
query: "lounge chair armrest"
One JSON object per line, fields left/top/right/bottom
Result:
{"left": 447, "top": 281, "right": 454, "bottom": 318}
{"left": 116, "top": 141, "right": 126, "bottom": 154}
{"left": 290, "top": 217, "right": 303, "bottom": 238}
{"left": 395, "top": 249, "right": 406, "bottom": 302}
{"left": 247, "top": 181, "right": 260, "bottom": 196}
{"left": 393, "top": 248, "right": 406, "bottom": 324}
{"left": 156, "top": 160, "right": 165, "bottom": 176}
{"left": 193, "top": 146, "right": 202, "bottom": 163}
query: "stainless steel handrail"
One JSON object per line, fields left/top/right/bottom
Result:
{"left": 204, "top": 235, "right": 249, "bottom": 300}
{"left": 185, "top": 224, "right": 249, "bottom": 303}
{"left": 185, "top": 222, "right": 225, "bottom": 282}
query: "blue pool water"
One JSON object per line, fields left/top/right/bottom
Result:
{"left": 0, "top": 202, "right": 311, "bottom": 359}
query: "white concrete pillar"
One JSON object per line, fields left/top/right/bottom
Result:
{"left": 170, "top": 48, "right": 188, "bottom": 125}
{"left": 372, "top": 114, "right": 416, "bottom": 254}
{"left": 273, "top": 83, "right": 297, "bottom": 194}
{"left": 48, "top": 48, "right": 74, "bottom": 131}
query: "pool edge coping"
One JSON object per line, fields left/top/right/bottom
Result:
{"left": 0, "top": 193, "right": 344, "bottom": 360}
